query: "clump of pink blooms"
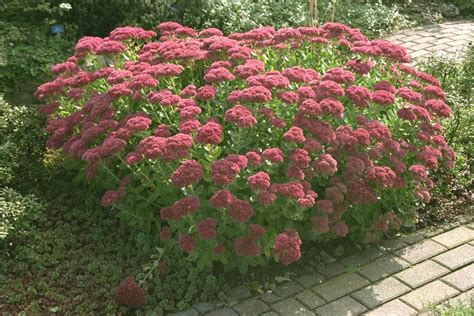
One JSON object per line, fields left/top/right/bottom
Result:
{"left": 37, "top": 21, "right": 454, "bottom": 270}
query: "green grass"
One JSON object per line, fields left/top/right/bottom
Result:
{"left": 429, "top": 293, "right": 474, "bottom": 315}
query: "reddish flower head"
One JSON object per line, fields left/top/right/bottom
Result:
{"left": 115, "top": 277, "right": 145, "bottom": 308}
{"left": 274, "top": 229, "right": 302, "bottom": 265}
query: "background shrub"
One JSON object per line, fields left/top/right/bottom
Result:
{"left": 0, "top": 187, "right": 42, "bottom": 240}
{"left": 0, "top": 96, "right": 47, "bottom": 189}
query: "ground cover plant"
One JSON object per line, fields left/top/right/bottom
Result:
{"left": 37, "top": 19, "right": 455, "bottom": 286}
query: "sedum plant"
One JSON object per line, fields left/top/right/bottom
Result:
{"left": 37, "top": 22, "right": 454, "bottom": 273}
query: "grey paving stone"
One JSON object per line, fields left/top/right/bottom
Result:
{"left": 233, "top": 298, "right": 270, "bottom": 316}
{"left": 294, "top": 273, "right": 326, "bottom": 288}
{"left": 295, "top": 289, "right": 325, "bottom": 309}
{"left": 394, "top": 259, "right": 450, "bottom": 288}
{"left": 404, "top": 35, "right": 423, "bottom": 42}
{"left": 225, "top": 285, "right": 251, "bottom": 304}
{"left": 206, "top": 307, "right": 238, "bottom": 316}
{"left": 432, "top": 226, "right": 474, "bottom": 248}
{"left": 194, "top": 301, "right": 217, "bottom": 314}
{"left": 169, "top": 308, "right": 199, "bottom": 316}
{"left": 340, "top": 248, "right": 385, "bottom": 268}
{"left": 378, "top": 239, "right": 406, "bottom": 251}
{"left": 352, "top": 277, "right": 410, "bottom": 309}
{"left": 358, "top": 255, "right": 410, "bottom": 282}
{"left": 433, "top": 244, "right": 474, "bottom": 270}
{"left": 417, "top": 226, "right": 445, "bottom": 238}
{"left": 261, "top": 312, "right": 279, "bottom": 316}
{"left": 273, "top": 281, "right": 303, "bottom": 298}
{"left": 442, "top": 263, "right": 474, "bottom": 291}
{"left": 447, "top": 289, "right": 474, "bottom": 307}
{"left": 313, "top": 272, "right": 370, "bottom": 302}
{"left": 398, "top": 233, "right": 424, "bottom": 245}
{"left": 432, "top": 37, "right": 453, "bottom": 44}
{"left": 318, "top": 262, "right": 346, "bottom": 278}
{"left": 272, "top": 298, "right": 315, "bottom": 315}
{"left": 448, "top": 39, "right": 471, "bottom": 47}
{"left": 400, "top": 280, "right": 459, "bottom": 311}
{"left": 411, "top": 50, "right": 430, "bottom": 58}
{"left": 394, "top": 239, "right": 447, "bottom": 264}
{"left": 259, "top": 292, "right": 281, "bottom": 304}
{"left": 315, "top": 296, "right": 367, "bottom": 315}
{"left": 410, "top": 42, "right": 435, "bottom": 51}
{"left": 364, "top": 299, "right": 417, "bottom": 316}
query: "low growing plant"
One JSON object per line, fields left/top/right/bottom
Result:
{"left": 37, "top": 22, "right": 454, "bottom": 274}
{"left": 0, "top": 96, "right": 47, "bottom": 189}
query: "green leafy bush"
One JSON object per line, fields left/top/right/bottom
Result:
{"left": 0, "top": 96, "right": 47, "bottom": 188}
{"left": 0, "top": 187, "right": 42, "bottom": 240}
{"left": 181, "top": 0, "right": 308, "bottom": 34}
{"left": 313, "top": 0, "right": 417, "bottom": 37}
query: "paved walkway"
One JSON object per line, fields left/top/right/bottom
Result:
{"left": 173, "top": 223, "right": 474, "bottom": 315}
{"left": 385, "top": 21, "right": 474, "bottom": 60}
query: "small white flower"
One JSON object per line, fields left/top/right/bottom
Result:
{"left": 59, "top": 3, "right": 72, "bottom": 11}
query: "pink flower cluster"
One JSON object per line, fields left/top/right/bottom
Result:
{"left": 38, "top": 21, "right": 454, "bottom": 269}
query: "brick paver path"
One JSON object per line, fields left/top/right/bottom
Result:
{"left": 385, "top": 21, "right": 474, "bottom": 60}
{"left": 173, "top": 223, "right": 474, "bottom": 315}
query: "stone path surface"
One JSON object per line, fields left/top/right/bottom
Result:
{"left": 172, "top": 223, "right": 474, "bottom": 315}
{"left": 385, "top": 21, "right": 474, "bottom": 60}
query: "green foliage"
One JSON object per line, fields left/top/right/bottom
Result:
{"left": 417, "top": 45, "right": 473, "bottom": 217}
{"left": 332, "top": 0, "right": 415, "bottom": 36}
{"left": 0, "top": 1, "right": 75, "bottom": 104}
{"left": 0, "top": 187, "right": 42, "bottom": 240}
{"left": 179, "top": 0, "right": 416, "bottom": 37}
{"left": 0, "top": 96, "right": 47, "bottom": 188}
{"left": 137, "top": 248, "right": 222, "bottom": 313}
{"left": 429, "top": 293, "right": 474, "bottom": 315}
{"left": 181, "top": 0, "right": 308, "bottom": 34}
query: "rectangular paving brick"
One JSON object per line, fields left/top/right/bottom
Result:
{"left": 410, "top": 50, "right": 430, "bottom": 58}
{"left": 358, "top": 255, "right": 410, "bottom": 282}
{"left": 418, "top": 226, "right": 445, "bottom": 238}
{"left": 447, "top": 289, "right": 474, "bottom": 307}
{"left": 207, "top": 307, "right": 238, "bottom": 316}
{"left": 404, "top": 35, "right": 423, "bottom": 42}
{"left": 378, "top": 239, "right": 406, "bottom": 251}
{"left": 259, "top": 292, "right": 280, "bottom": 304}
{"left": 433, "top": 244, "right": 474, "bottom": 270}
{"left": 432, "top": 226, "right": 474, "bottom": 248}
{"left": 313, "top": 272, "right": 370, "bottom": 302}
{"left": 397, "top": 233, "right": 424, "bottom": 245}
{"left": 271, "top": 298, "right": 314, "bottom": 315}
{"left": 315, "top": 296, "right": 367, "bottom": 315}
{"left": 400, "top": 280, "right": 459, "bottom": 311}
{"left": 295, "top": 289, "right": 325, "bottom": 309}
{"left": 352, "top": 277, "right": 410, "bottom": 308}
{"left": 318, "top": 262, "right": 346, "bottom": 278}
{"left": 394, "top": 260, "right": 450, "bottom": 288}
{"left": 442, "top": 263, "right": 474, "bottom": 291}
{"left": 434, "top": 37, "right": 454, "bottom": 44}
{"left": 294, "top": 273, "right": 326, "bottom": 288}
{"left": 233, "top": 298, "right": 269, "bottom": 316}
{"left": 365, "top": 299, "right": 417, "bottom": 316}
{"left": 225, "top": 285, "right": 251, "bottom": 304}
{"left": 395, "top": 239, "right": 447, "bottom": 264}
{"left": 273, "top": 281, "right": 302, "bottom": 298}
{"left": 448, "top": 39, "right": 471, "bottom": 47}
{"left": 340, "top": 248, "right": 385, "bottom": 268}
